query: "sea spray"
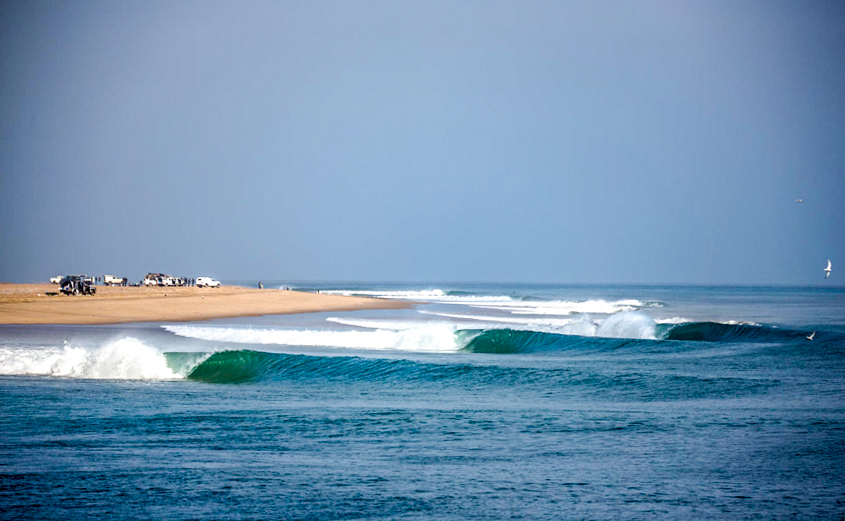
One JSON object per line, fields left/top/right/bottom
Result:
{"left": 596, "top": 312, "right": 658, "bottom": 340}
{"left": 0, "top": 337, "right": 185, "bottom": 380}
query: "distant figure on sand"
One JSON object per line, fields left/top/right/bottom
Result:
{"left": 258, "top": 282, "right": 263, "bottom": 289}
{"left": 824, "top": 260, "right": 832, "bottom": 279}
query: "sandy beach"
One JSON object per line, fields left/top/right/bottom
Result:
{"left": 0, "top": 283, "right": 411, "bottom": 325}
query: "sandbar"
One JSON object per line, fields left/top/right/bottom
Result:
{"left": 0, "top": 283, "right": 411, "bottom": 325}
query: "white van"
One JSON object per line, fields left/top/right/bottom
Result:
{"left": 196, "top": 277, "right": 220, "bottom": 288}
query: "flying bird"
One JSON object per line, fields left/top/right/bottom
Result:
{"left": 795, "top": 199, "right": 803, "bottom": 203}
{"left": 824, "top": 260, "right": 832, "bottom": 279}
{"left": 807, "top": 331, "right": 815, "bottom": 341}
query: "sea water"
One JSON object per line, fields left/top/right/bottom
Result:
{"left": 1, "top": 283, "right": 844, "bottom": 519}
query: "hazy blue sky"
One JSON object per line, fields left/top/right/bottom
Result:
{"left": 2, "top": 0, "right": 843, "bottom": 284}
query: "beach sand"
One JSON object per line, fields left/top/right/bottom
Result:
{"left": 0, "top": 283, "right": 411, "bottom": 325}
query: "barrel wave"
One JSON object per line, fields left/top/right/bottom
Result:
{"left": 177, "top": 349, "right": 774, "bottom": 402}
{"left": 461, "top": 322, "right": 838, "bottom": 355}
{"left": 183, "top": 350, "right": 468, "bottom": 384}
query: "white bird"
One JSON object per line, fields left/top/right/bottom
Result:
{"left": 807, "top": 331, "right": 815, "bottom": 341}
{"left": 795, "top": 198, "right": 803, "bottom": 203}
{"left": 824, "top": 260, "right": 832, "bottom": 279}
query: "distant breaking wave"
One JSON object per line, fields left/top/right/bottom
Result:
{"left": 164, "top": 312, "right": 662, "bottom": 351}
{"left": 163, "top": 324, "right": 461, "bottom": 353}
{"left": 319, "top": 289, "right": 657, "bottom": 316}
{"left": 165, "top": 317, "right": 832, "bottom": 353}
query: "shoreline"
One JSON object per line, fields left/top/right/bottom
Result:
{"left": 0, "top": 283, "right": 412, "bottom": 325}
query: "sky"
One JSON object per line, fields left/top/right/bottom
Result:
{"left": 1, "top": 0, "right": 844, "bottom": 285}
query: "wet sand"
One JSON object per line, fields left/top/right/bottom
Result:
{"left": 0, "top": 283, "right": 411, "bottom": 325}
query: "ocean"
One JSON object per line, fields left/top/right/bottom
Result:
{"left": 1, "top": 283, "right": 844, "bottom": 519}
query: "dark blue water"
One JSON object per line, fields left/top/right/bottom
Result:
{"left": 2, "top": 284, "right": 844, "bottom": 519}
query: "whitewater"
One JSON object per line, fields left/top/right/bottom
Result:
{"left": 1, "top": 283, "right": 844, "bottom": 519}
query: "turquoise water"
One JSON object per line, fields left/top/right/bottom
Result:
{"left": 1, "top": 284, "right": 844, "bottom": 519}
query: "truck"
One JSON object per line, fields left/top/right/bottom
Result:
{"left": 103, "top": 275, "right": 127, "bottom": 286}
{"left": 59, "top": 275, "right": 96, "bottom": 296}
{"left": 143, "top": 273, "right": 187, "bottom": 287}
{"left": 143, "top": 273, "right": 168, "bottom": 286}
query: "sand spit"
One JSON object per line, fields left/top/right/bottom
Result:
{"left": 0, "top": 283, "right": 411, "bottom": 325}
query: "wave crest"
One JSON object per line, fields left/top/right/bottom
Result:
{"left": 164, "top": 324, "right": 460, "bottom": 353}
{"left": 0, "top": 338, "right": 184, "bottom": 380}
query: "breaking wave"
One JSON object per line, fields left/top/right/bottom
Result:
{"left": 163, "top": 324, "right": 460, "bottom": 353}
{"left": 318, "top": 289, "right": 653, "bottom": 316}
{"left": 0, "top": 337, "right": 192, "bottom": 380}
{"left": 164, "top": 312, "right": 660, "bottom": 354}
{"left": 178, "top": 350, "right": 775, "bottom": 403}
{"left": 664, "top": 322, "right": 808, "bottom": 343}
{"left": 1, "top": 322, "right": 832, "bottom": 383}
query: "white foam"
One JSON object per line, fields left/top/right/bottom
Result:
{"left": 163, "top": 324, "right": 461, "bottom": 353}
{"left": 551, "top": 314, "right": 601, "bottom": 337}
{"left": 417, "top": 309, "right": 581, "bottom": 329}
{"left": 595, "top": 312, "right": 658, "bottom": 340}
{"left": 325, "top": 316, "right": 499, "bottom": 332}
{"left": 0, "top": 337, "right": 183, "bottom": 380}
{"left": 320, "top": 289, "right": 451, "bottom": 300}
{"left": 321, "top": 288, "right": 647, "bottom": 317}
{"left": 718, "top": 320, "right": 761, "bottom": 326}
{"left": 325, "top": 317, "right": 425, "bottom": 330}
{"left": 415, "top": 309, "right": 657, "bottom": 340}
{"left": 321, "top": 289, "right": 517, "bottom": 305}
{"left": 471, "top": 299, "right": 644, "bottom": 316}
{"left": 656, "top": 317, "right": 693, "bottom": 325}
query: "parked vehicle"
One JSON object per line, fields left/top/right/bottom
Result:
{"left": 142, "top": 273, "right": 189, "bottom": 287}
{"left": 196, "top": 277, "right": 221, "bottom": 288}
{"left": 103, "top": 275, "right": 127, "bottom": 286}
{"left": 143, "top": 273, "right": 168, "bottom": 286}
{"left": 49, "top": 276, "right": 62, "bottom": 284}
{"left": 59, "top": 275, "right": 96, "bottom": 296}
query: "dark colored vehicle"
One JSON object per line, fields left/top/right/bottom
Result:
{"left": 59, "top": 275, "right": 96, "bottom": 296}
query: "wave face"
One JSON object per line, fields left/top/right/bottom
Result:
{"left": 457, "top": 320, "right": 832, "bottom": 354}
{"left": 0, "top": 338, "right": 187, "bottom": 380}
{"left": 459, "top": 329, "right": 619, "bottom": 354}
{"left": 182, "top": 350, "right": 464, "bottom": 384}
{"left": 460, "top": 313, "right": 661, "bottom": 354}
{"left": 664, "top": 322, "right": 808, "bottom": 343}
{"left": 180, "top": 349, "right": 774, "bottom": 402}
